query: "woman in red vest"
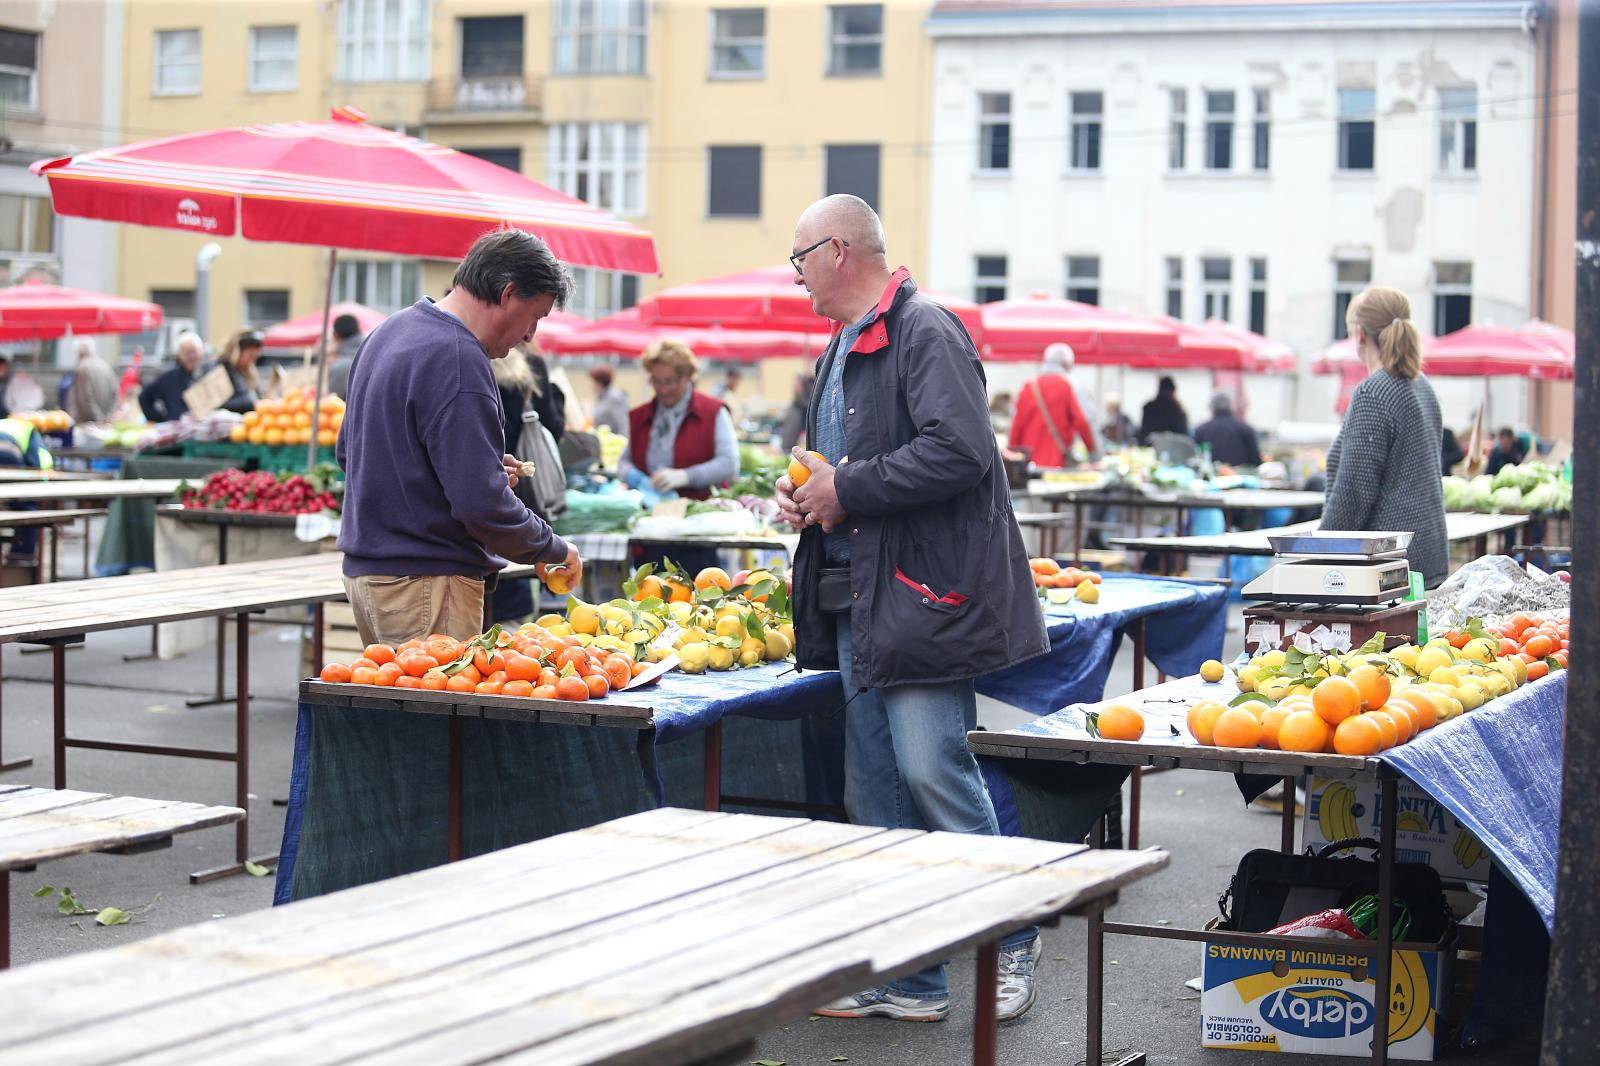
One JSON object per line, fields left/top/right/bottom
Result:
{"left": 617, "top": 339, "right": 738, "bottom": 501}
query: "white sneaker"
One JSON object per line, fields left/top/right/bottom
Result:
{"left": 815, "top": 986, "right": 949, "bottom": 1022}
{"left": 997, "top": 934, "right": 1042, "bottom": 1022}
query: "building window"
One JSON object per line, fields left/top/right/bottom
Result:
{"left": 974, "top": 255, "right": 1007, "bottom": 304}
{"left": 824, "top": 144, "right": 880, "bottom": 211}
{"left": 1332, "top": 258, "right": 1371, "bottom": 339}
{"left": 1438, "top": 87, "right": 1477, "bottom": 173}
{"left": 554, "top": 0, "right": 647, "bottom": 76}
{"left": 1433, "top": 262, "right": 1472, "bottom": 334}
{"left": 1165, "top": 257, "right": 1183, "bottom": 319}
{"left": 707, "top": 145, "right": 761, "bottom": 218}
{"left": 1167, "top": 88, "right": 1186, "bottom": 171}
{"left": 0, "top": 28, "right": 39, "bottom": 110}
{"left": 334, "top": 259, "right": 421, "bottom": 313}
{"left": 1338, "top": 87, "right": 1376, "bottom": 171}
{"left": 1253, "top": 89, "right": 1270, "bottom": 171}
{"left": 461, "top": 16, "right": 523, "bottom": 78}
{"left": 1201, "top": 257, "right": 1231, "bottom": 322}
{"left": 1205, "top": 90, "right": 1234, "bottom": 171}
{"left": 0, "top": 194, "right": 54, "bottom": 258}
{"left": 567, "top": 268, "right": 640, "bottom": 320}
{"left": 247, "top": 26, "right": 298, "bottom": 93}
{"left": 1065, "top": 256, "right": 1099, "bottom": 305}
{"left": 1248, "top": 258, "right": 1267, "bottom": 335}
{"left": 459, "top": 147, "right": 523, "bottom": 172}
{"left": 154, "top": 29, "right": 201, "bottom": 96}
{"left": 827, "top": 4, "right": 882, "bottom": 76}
{"left": 549, "top": 123, "right": 646, "bottom": 215}
{"left": 243, "top": 289, "right": 290, "bottom": 326}
{"left": 978, "top": 92, "right": 1011, "bottom": 172}
{"left": 337, "top": 0, "right": 428, "bottom": 83}
{"left": 1069, "top": 91, "right": 1102, "bottom": 172}
{"left": 710, "top": 8, "right": 764, "bottom": 78}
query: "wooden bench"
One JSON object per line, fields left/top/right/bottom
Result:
{"left": 0, "top": 807, "right": 1166, "bottom": 1065}
{"left": 0, "top": 509, "right": 106, "bottom": 585}
{"left": 0, "top": 783, "right": 242, "bottom": 969}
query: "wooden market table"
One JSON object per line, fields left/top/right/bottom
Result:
{"left": 0, "top": 509, "right": 105, "bottom": 584}
{"left": 0, "top": 782, "right": 242, "bottom": 969}
{"left": 969, "top": 673, "right": 1419, "bottom": 1066}
{"left": 0, "top": 806, "right": 1166, "bottom": 1065}
{"left": 0, "top": 478, "right": 185, "bottom": 505}
{"left": 0, "top": 468, "right": 110, "bottom": 482}
{"left": 1110, "top": 511, "right": 1532, "bottom": 577}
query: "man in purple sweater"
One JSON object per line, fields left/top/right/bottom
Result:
{"left": 336, "top": 230, "right": 583, "bottom": 645}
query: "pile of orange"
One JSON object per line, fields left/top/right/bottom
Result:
{"left": 232, "top": 387, "right": 344, "bottom": 448}
{"left": 318, "top": 624, "right": 653, "bottom": 702}
{"left": 1029, "top": 558, "right": 1104, "bottom": 591}
{"left": 1188, "top": 672, "right": 1441, "bottom": 757}
{"left": 15, "top": 409, "right": 73, "bottom": 432}
{"left": 1491, "top": 614, "right": 1570, "bottom": 681}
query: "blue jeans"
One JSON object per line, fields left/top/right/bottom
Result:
{"left": 835, "top": 617, "right": 1037, "bottom": 999}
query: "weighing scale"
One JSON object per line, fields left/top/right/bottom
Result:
{"left": 1240, "top": 531, "right": 1422, "bottom": 653}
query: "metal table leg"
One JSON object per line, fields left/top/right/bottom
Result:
{"left": 973, "top": 939, "right": 999, "bottom": 1066}
{"left": 1281, "top": 775, "right": 1297, "bottom": 853}
{"left": 190, "top": 612, "right": 277, "bottom": 883}
{"left": 1373, "top": 776, "right": 1397, "bottom": 1065}
{"left": 703, "top": 719, "right": 723, "bottom": 812}
{"left": 52, "top": 640, "right": 67, "bottom": 789}
{"left": 448, "top": 716, "right": 464, "bottom": 862}
{"left": 188, "top": 526, "right": 242, "bottom": 708}
{"left": 0, "top": 869, "right": 8, "bottom": 971}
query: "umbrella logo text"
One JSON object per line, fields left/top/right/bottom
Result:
{"left": 176, "top": 198, "right": 218, "bottom": 232}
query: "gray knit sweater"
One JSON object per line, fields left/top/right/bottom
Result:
{"left": 1321, "top": 370, "right": 1450, "bottom": 586}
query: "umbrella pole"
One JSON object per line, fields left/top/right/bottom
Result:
{"left": 306, "top": 248, "right": 338, "bottom": 473}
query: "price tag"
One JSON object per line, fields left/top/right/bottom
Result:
{"left": 181, "top": 365, "right": 235, "bottom": 419}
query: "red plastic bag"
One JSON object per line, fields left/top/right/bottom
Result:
{"left": 1268, "top": 907, "right": 1366, "bottom": 940}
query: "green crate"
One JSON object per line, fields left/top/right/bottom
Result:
{"left": 183, "top": 441, "right": 336, "bottom": 473}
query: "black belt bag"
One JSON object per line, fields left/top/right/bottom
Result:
{"left": 817, "top": 566, "right": 852, "bottom": 614}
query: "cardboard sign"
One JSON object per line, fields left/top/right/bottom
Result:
{"left": 182, "top": 365, "right": 235, "bottom": 419}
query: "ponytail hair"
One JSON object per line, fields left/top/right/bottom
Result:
{"left": 1348, "top": 285, "right": 1421, "bottom": 380}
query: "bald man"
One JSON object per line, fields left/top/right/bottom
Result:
{"left": 776, "top": 194, "right": 1049, "bottom": 1023}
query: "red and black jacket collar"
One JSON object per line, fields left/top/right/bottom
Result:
{"left": 833, "top": 266, "right": 915, "bottom": 356}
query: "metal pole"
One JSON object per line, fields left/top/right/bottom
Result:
{"left": 972, "top": 940, "right": 999, "bottom": 1066}
{"left": 1544, "top": 2, "right": 1600, "bottom": 1058}
{"left": 305, "top": 248, "right": 339, "bottom": 473}
{"left": 234, "top": 611, "right": 249, "bottom": 869}
{"left": 703, "top": 720, "right": 723, "bottom": 811}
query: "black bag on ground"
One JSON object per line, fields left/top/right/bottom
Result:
{"left": 1219, "top": 837, "right": 1453, "bottom": 942}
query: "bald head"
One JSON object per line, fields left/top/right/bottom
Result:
{"left": 799, "top": 195, "right": 886, "bottom": 260}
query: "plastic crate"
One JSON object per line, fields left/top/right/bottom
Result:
{"left": 183, "top": 441, "right": 335, "bottom": 473}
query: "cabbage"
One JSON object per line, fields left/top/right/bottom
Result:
{"left": 1521, "top": 482, "right": 1559, "bottom": 513}
{"left": 1492, "top": 487, "right": 1524, "bottom": 512}
{"left": 1441, "top": 476, "right": 1468, "bottom": 510}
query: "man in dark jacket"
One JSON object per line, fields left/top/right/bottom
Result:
{"left": 1193, "top": 391, "right": 1263, "bottom": 467}
{"left": 777, "top": 195, "right": 1049, "bottom": 1024}
{"left": 138, "top": 332, "right": 207, "bottom": 423}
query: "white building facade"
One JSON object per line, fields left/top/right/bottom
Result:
{"left": 925, "top": 0, "right": 1541, "bottom": 427}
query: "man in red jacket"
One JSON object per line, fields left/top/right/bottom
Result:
{"left": 1008, "top": 342, "right": 1096, "bottom": 467}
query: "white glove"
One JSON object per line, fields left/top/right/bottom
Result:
{"left": 651, "top": 468, "right": 690, "bottom": 492}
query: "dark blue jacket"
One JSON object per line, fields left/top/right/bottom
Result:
{"left": 138, "top": 363, "right": 204, "bottom": 423}
{"left": 793, "top": 270, "right": 1048, "bottom": 688}
{"left": 336, "top": 299, "right": 569, "bottom": 579}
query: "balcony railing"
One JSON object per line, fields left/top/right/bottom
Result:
{"left": 427, "top": 75, "right": 542, "bottom": 118}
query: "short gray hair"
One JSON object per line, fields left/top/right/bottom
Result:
{"left": 451, "top": 229, "right": 574, "bottom": 308}
{"left": 1210, "top": 391, "right": 1234, "bottom": 415}
{"left": 174, "top": 330, "right": 205, "bottom": 354}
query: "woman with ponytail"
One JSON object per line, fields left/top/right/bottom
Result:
{"left": 1320, "top": 286, "right": 1449, "bottom": 585}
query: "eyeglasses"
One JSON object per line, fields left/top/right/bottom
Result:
{"left": 789, "top": 236, "right": 849, "bottom": 278}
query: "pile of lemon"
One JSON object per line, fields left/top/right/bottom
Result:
{"left": 230, "top": 388, "right": 344, "bottom": 448}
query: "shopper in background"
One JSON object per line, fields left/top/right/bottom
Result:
{"left": 1100, "top": 394, "right": 1137, "bottom": 446}
{"left": 138, "top": 331, "right": 208, "bottom": 423}
{"left": 1440, "top": 427, "right": 1466, "bottom": 475}
{"left": 1486, "top": 427, "right": 1525, "bottom": 475}
{"left": 67, "top": 339, "right": 118, "bottom": 425}
{"left": 326, "top": 313, "right": 366, "bottom": 399}
{"left": 1321, "top": 285, "right": 1448, "bottom": 587}
{"left": 588, "top": 365, "right": 629, "bottom": 434}
{"left": 1008, "top": 343, "right": 1095, "bottom": 467}
{"left": 1193, "top": 391, "right": 1263, "bottom": 467}
{"left": 0, "top": 356, "right": 9, "bottom": 418}
{"left": 218, "top": 330, "right": 264, "bottom": 413}
{"left": 616, "top": 339, "right": 737, "bottom": 500}
{"left": 780, "top": 372, "right": 814, "bottom": 452}
{"left": 489, "top": 344, "right": 567, "bottom": 625}
{"left": 1138, "top": 375, "right": 1190, "bottom": 443}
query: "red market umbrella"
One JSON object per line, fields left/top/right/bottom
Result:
{"left": 0, "top": 282, "right": 162, "bottom": 335}
{"left": 1198, "top": 318, "right": 1297, "bottom": 372}
{"left": 31, "top": 107, "right": 658, "bottom": 272}
{"left": 260, "top": 302, "right": 387, "bottom": 349}
{"left": 635, "top": 265, "right": 984, "bottom": 346}
{"left": 30, "top": 107, "right": 659, "bottom": 467}
{"left": 1520, "top": 319, "right": 1574, "bottom": 361}
{"left": 980, "top": 293, "right": 1180, "bottom": 364}
{"left": 540, "top": 307, "right": 828, "bottom": 362}
{"left": 1424, "top": 324, "right": 1572, "bottom": 380}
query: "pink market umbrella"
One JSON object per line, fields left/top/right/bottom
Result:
{"left": 540, "top": 307, "right": 828, "bottom": 362}
{"left": 1199, "top": 318, "right": 1297, "bottom": 372}
{"left": 260, "top": 302, "right": 387, "bottom": 349}
{"left": 1425, "top": 324, "right": 1572, "bottom": 380}
{"left": 0, "top": 282, "right": 162, "bottom": 334}
{"left": 980, "top": 293, "right": 1181, "bottom": 363}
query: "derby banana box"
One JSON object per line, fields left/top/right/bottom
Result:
{"left": 1303, "top": 777, "right": 1490, "bottom": 883}
{"left": 1200, "top": 920, "right": 1450, "bottom": 1059}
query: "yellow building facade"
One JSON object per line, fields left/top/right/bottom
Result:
{"left": 115, "top": 0, "right": 933, "bottom": 368}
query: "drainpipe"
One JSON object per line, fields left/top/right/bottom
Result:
{"left": 194, "top": 242, "right": 221, "bottom": 349}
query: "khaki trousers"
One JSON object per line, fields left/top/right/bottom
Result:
{"left": 343, "top": 574, "right": 486, "bottom": 647}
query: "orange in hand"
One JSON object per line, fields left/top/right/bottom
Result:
{"left": 787, "top": 450, "right": 826, "bottom": 487}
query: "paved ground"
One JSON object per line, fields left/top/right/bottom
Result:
{"left": 0, "top": 524, "right": 1542, "bottom": 1063}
